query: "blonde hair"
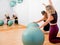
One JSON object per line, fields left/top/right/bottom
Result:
{"left": 46, "top": 5, "right": 55, "bottom": 14}
{"left": 46, "top": 5, "right": 53, "bottom": 10}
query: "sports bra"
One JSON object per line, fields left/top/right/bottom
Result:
{"left": 15, "top": 17, "right": 18, "bottom": 19}
{"left": 6, "top": 16, "right": 10, "bottom": 19}
{"left": 50, "top": 11, "right": 57, "bottom": 24}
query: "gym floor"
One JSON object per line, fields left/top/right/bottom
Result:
{"left": 0, "top": 24, "right": 60, "bottom": 45}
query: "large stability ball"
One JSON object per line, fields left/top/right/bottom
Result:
{"left": 10, "top": 1, "right": 16, "bottom": 7}
{"left": 0, "top": 20, "right": 4, "bottom": 26}
{"left": 8, "top": 20, "right": 13, "bottom": 26}
{"left": 27, "top": 22, "right": 39, "bottom": 28}
{"left": 22, "top": 27, "right": 44, "bottom": 45}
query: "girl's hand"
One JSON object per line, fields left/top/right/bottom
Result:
{"left": 40, "top": 26, "right": 43, "bottom": 28}
{"left": 42, "top": 3, "right": 46, "bottom": 7}
{"left": 33, "top": 22, "right": 37, "bottom": 23}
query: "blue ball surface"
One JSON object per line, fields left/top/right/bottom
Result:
{"left": 8, "top": 20, "right": 13, "bottom": 26}
{"left": 0, "top": 20, "right": 4, "bottom": 26}
{"left": 22, "top": 27, "right": 44, "bottom": 45}
{"left": 27, "top": 22, "right": 39, "bottom": 28}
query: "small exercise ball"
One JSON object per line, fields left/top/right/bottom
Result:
{"left": 0, "top": 20, "right": 4, "bottom": 26}
{"left": 22, "top": 27, "right": 44, "bottom": 45}
{"left": 27, "top": 22, "right": 39, "bottom": 28}
{"left": 8, "top": 20, "right": 13, "bottom": 26}
{"left": 10, "top": 1, "right": 16, "bottom": 7}
{"left": 17, "top": 0, "right": 23, "bottom": 3}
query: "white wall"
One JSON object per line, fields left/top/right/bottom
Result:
{"left": 0, "top": 0, "right": 13, "bottom": 24}
{"left": 28, "top": 0, "right": 45, "bottom": 26}
{"left": 13, "top": 0, "right": 29, "bottom": 25}
{"left": 14, "top": 0, "right": 44, "bottom": 25}
{"left": 14, "top": 0, "right": 60, "bottom": 30}
{"left": 0, "top": 0, "right": 60, "bottom": 30}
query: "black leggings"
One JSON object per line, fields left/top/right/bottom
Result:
{"left": 7, "top": 20, "right": 9, "bottom": 25}
{"left": 15, "top": 20, "right": 18, "bottom": 24}
{"left": 43, "top": 23, "right": 50, "bottom": 31}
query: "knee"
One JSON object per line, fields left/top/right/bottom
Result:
{"left": 49, "top": 39, "right": 54, "bottom": 43}
{"left": 49, "top": 38, "right": 57, "bottom": 44}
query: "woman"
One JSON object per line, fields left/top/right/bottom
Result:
{"left": 35, "top": 11, "right": 50, "bottom": 32}
{"left": 40, "top": 0, "right": 60, "bottom": 43}
{"left": 5, "top": 14, "right": 10, "bottom": 25}
{"left": 13, "top": 14, "right": 18, "bottom": 24}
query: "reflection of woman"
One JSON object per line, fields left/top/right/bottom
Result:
{"left": 36, "top": 11, "right": 50, "bottom": 32}
{"left": 5, "top": 14, "right": 10, "bottom": 25}
{"left": 40, "top": 0, "right": 60, "bottom": 43}
{"left": 13, "top": 14, "right": 18, "bottom": 24}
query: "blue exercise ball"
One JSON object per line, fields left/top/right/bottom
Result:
{"left": 8, "top": 20, "right": 13, "bottom": 26}
{"left": 0, "top": 20, "right": 4, "bottom": 26}
{"left": 22, "top": 27, "right": 44, "bottom": 45}
{"left": 17, "top": 0, "right": 23, "bottom": 3}
{"left": 27, "top": 22, "right": 39, "bottom": 28}
{"left": 10, "top": 1, "right": 16, "bottom": 7}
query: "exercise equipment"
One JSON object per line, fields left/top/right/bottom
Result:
{"left": 22, "top": 23, "right": 44, "bottom": 45}
{"left": 0, "top": 20, "right": 4, "bottom": 26}
{"left": 10, "top": 0, "right": 23, "bottom": 7}
{"left": 27, "top": 22, "right": 39, "bottom": 28}
{"left": 17, "top": 0, "right": 23, "bottom": 3}
{"left": 8, "top": 20, "right": 13, "bottom": 26}
{"left": 10, "top": 1, "right": 16, "bottom": 7}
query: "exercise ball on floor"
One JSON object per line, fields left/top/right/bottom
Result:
{"left": 0, "top": 20, "right": 4, "bottom": 26}
{"left": 8, "top": 20, "right": 13, "bottom": 26}
{"left": 22, "top": 27, "right": 44, "bottom": 45}
{"left": 27, "top": 22, "right": 39, "bottom": 28}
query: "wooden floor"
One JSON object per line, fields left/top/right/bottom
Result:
{"left": 0, "top": 24, "right": 60, "bottom": 45}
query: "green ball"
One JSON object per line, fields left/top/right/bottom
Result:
{"left": 17, "top": 0, "right": 23, "bottom": 3}
{"left": 27, "top": 22, "right": 39, "bottom": 28}
{"left": 8, "top": 20, "right": 13, "bottom": 26}
{"left": 22, "top": 27, "right": 44, "bottom": 45}
{"left": 0, "top": 20, "right": 4, "bottom": 26}
{"left": 10, "top": 1, "right": 16, "bottom": 7}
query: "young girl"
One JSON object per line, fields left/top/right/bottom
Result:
{"left": 40, "top": 0, "right": 60, "bottom": 43}
{"left": 35, "top": 11, "right": 50, "bottom": 32}
{"left": 13, "top": 14, "right": 18, "bottom": 24}
{"left": 5, "top": 14, "right": 10, "bottom": 25}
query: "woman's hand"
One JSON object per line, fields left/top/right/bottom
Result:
{"left": 33, "top": 22, "right": 38, "bottom": 23}
{"left": 42, "top": 3, "right": 46, "bottom": 7}
{"left": 33, "top": 21, "right": 37, "bottom": 23}
{"left": 49, "top": 0, "right": 55, "bottom": 11}
{"left": 34, "top": 18, "right": 44, "bottom": 23}
{"left": 40, "top": 26, "right": 43, "bottom": 28}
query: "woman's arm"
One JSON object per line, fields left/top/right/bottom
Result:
{"left": 40, "top": 14, "right": 53, "bottom": 28}
{"left": 42, "top": 3, "right": 46, "bottom": 7}
{"left": 49, "top": 0, "right": 55, "bottom": 11}
{"left": 42, "top": 0, "right": 55, "bottom": 11}
{"left": 35, "top": 17, "right": 45, "bottom": 23}
{"left": 49, "top": 0, "right": 53, "bottom": 6}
